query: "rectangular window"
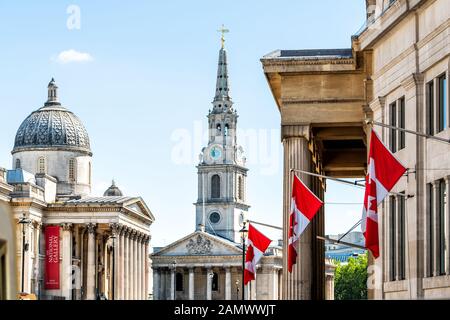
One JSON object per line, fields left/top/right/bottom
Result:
{"left": 389, "top": 195, "right": 397, "bottom": 281}
{"left": 438, "top": 74, "right": 448, "bottom": 133}
{"left": 438, "top": 179, "right": 446, "bottom": 275}
{"left": 69, "top": 159, "right": 75, "bottom": 182}
{"left": 427, "top": 183, "right": 434, "bottom": 277}
{"left": 398, "top": 97, "right": 405, "bottom": 150}
{"left": 38, "top": 157, "right": 45, "bottom": 174}
{"left": 390, "top": 102, "right": 397, "bottom": 153}
{"left": 398, "top": 192, "right": 406, "bottom": 280}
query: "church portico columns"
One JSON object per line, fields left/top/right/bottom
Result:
{"left": 189, "top": 267, "right": 195, "bottom": 300}
{"left": 86, "top": 223, "right": 96, "bottom": 300}
{"left": 206, "top": 267, "right": 213, "bottom": 300}
{"left": 170, "top": 266, "right": 176, "bottom": 300}
{"left": 225, "top": 267, "right": 231, "bottom": 300}
{"left": 153, "top": 267, "right": 160, "bottom": 300}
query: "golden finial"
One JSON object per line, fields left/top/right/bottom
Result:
{"left": 217, "top": 24, "right": 229, "bottom": 49}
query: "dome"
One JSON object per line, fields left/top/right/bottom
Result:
{"left": 104, "top": 180, "right": 123, "bottom": 196}
{"left": 12, "top": 79, "right": 91, "bottom": 155}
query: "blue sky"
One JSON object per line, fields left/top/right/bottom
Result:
{"left": 0, "top": 1, "right": 366, "bottom": 246}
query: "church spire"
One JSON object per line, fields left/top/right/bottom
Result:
{"left": 213, "top": 25, "right": 232, "bottom": 109}
{"left": 46, "top": 78, "right": 60, "bottom": 106}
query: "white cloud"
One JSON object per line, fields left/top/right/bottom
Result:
{"left": 55, "top": 49, "right": 93, "bottom": 64}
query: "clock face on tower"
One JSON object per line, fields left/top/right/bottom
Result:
{"left": 210, "top": 145, "right": 222, "bottom": 161}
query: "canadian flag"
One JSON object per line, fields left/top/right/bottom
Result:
{"left": 244, "top": 224, "right": 272, "bottom": 285}
{"left": 362, "top": 130, "right": 406, "bottom": 258}
{"left": 288, "top": 175, "right": 323, "bottom": 273}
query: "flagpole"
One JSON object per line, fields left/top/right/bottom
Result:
{"left": 316, "top": 235, "right": 366, "bottom": 250}
{"left": 289, "top": 168, "right": 410, "bottom": 198}
{"left": 369, "top": 120, "right": 450, "bottom": 145}
{"left": 246, "top": 219, "right": 282, "bottom": 230}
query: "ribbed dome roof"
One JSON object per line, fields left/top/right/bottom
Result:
{"left": 12, "top": 79, "right": 91, "bottom": 155}
{"left": 103, "top": 180, "right": 123, "bottom": 197}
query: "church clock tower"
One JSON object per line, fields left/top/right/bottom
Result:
{"left": 195, "top": 29, "right": 249, "bottom": 243}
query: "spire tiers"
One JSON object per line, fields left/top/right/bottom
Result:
{"left": 212, "top": 32, "right": 234, "bottom": 114}
{"left": 45, "top": 78, "right": 61, "bottom": 106}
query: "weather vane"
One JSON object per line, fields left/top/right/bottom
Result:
{"left": 217, "top": 24, "right": 229, "bottom": 48}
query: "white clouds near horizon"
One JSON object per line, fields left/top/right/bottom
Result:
{"left": 54, "top": 49, "right": 93, "bottom": 64}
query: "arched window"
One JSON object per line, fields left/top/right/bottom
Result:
{"left": 224, "top": 124, "right": 229, "bottom": 136}
{"left": 68, "top": 158, "right": 76, "bottom": 182}
{"left": 212, "top": 272, "right": 219, "bottom": 291}
{"left": 176, "top": 272, "right": 183, "bottom": 291}
{"left": 216, "top": 124, "right": 221, "bottom": 135}
{"left": 38, "top": 157, "right": 46, "bottom": 174}
{"left": 15, "top": 159, "right": 21, "bottom": 169}
{"left": 211, "top": 175, "right": 220, "bottom": 199}
{"left": 238, "top": 176, "right": 244, "bottom": 201}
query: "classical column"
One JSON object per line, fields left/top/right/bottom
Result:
{"left": 133, "top": 232, "right": 138, "bottom": 299}
{"left": 141, "top": 236, "right": 146, "bottom": 300}
{"left": 153, "top": 267, "right": 160, "bottom": 300}
{"left": 33, "top": 222, "right": 42, "bottom": 297}
{"left": 225, "top": 267, "right": 231, "bottom": 300}
{"left": 110, "top": 223, "right": 120, "bottom": 300}
{"left": 86, "top": 223, "right": 96, "bottom": 300}
{"left": 206, "top": 267, "right": 212, "bottom": 300}
{"left": 119, "top": 227, "right": 125, "bottom": 299}
{"left": 129, "top": 230, "right": 135, "bottom": 299}
{"left": 170, "top": 267, "right": 176, "bottom": 300}
{"left": 61, "top": 223, "right": 73, "bottom": 300}
{"left": 281, "top": 125, "right": 316, "bottom": 300}
{"left": 136, "top": 234, "right": 142, "bottom": 300}
{"left": 189, "top": 267, "right": 195, "bottom": 300}
{"left": 124, "top": 228, "right": 130, "bottom": 300}
{"left": 145, "top": 236, "right": 150, "bottom": 300}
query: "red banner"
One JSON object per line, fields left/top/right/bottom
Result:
{"left": 45, "top": 226, "right": 60, "bottom": 290}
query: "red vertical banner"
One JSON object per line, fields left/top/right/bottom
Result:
{"left": 45, "top": 226, "right": 60, "bottom": 290}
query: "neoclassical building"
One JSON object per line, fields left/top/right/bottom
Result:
{"left": 152, "top": 40, "right": 283, "bottom": 300}
{"left": 0, "top": 79, "right": 155, "bottom": 300}
{"left": 262, "top": 0, "right": 450, "bottom": 300}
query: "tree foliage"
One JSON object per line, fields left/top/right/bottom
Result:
{"left": 334, "top": 254, "right": 368, "bottom": 300}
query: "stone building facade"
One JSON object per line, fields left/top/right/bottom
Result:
{"left": 0, "top": 80, "right": 155, "bottom": 300}
{"left": 152, "top": 40, "right": 283, "bottom": 300}
{"left": 262, "top": 0, "right": 450, "bottom": 299}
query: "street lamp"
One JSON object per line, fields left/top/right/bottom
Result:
{"left": 239, "top": 220, "right": 248, "bottom": 301}
{"left": 235, "top": 279, "right": 240, "bottom": 300}
{"left": 18, "top": 213, "right": 31, "bottom": 293}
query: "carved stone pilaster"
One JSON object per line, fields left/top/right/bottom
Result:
{"left": 401, "top": 73, "right": 424, "bottom": 91}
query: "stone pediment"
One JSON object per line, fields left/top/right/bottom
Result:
{"left": 153, "top": 231, "right": 242, "bottom": 256}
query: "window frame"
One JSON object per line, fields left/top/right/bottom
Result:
{"left": 437, "top": 74, "right": 448, "bottom": 133}
{"left": 211, "top": 174, "right": 221, "bottom": 199}
{"left": 38, "top": 157, "right": 46, "bottom": 174}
